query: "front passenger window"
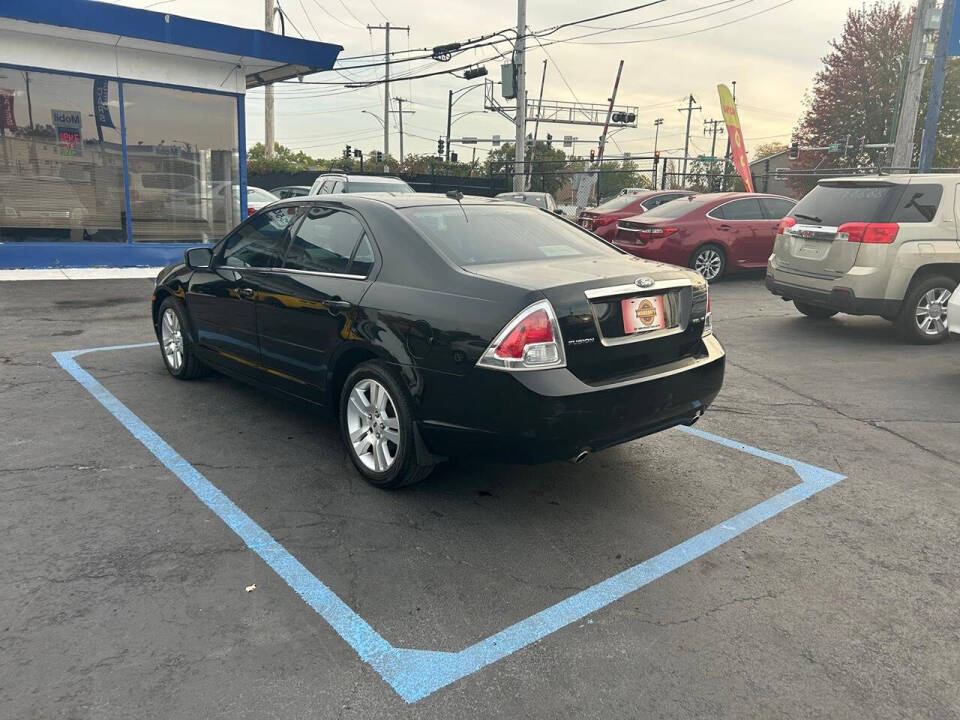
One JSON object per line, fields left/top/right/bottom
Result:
{"left": 220, "top": 206, "right": 298, "bottom": 268}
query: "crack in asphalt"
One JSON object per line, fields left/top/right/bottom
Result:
{"left": 629, "top": 592, "right": 778, "bottom": 627}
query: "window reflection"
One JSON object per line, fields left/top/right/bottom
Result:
{"left": 122, "top": 83, "right": 240, "bottom": 244}
{"left": 0, "top": 70, "right": 124, "bottom": 242}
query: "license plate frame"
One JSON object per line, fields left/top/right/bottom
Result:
{"left": 621, "top": 294, "right": 667, "bottom": 334}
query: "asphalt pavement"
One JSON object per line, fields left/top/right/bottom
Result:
{"left": 1, "top": 273, "right": 958, "bottom": 719}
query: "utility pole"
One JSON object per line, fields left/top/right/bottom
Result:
{"left": 264, "top": 0, "right": 276, "bottom": 158}
{"left": 919, "top": 0, "right": 955, "bottom": 172}
{"left": 720, "top": 81, "right": 736, "bottom": 190}
{"left": 513, "top": 0, "right": 526, "bottom": 191}
{"left": 704, "top": 118, "right": 724, "bottom": 188}
{"left": 652, "top": 118, "right": 663, "bottom": 188}
{"left": 392, "top": 97, "right": 414, "bottom": 162}
{"left": 893, "top": 0, "right": 935, "bottom": 170}
{"left": 445, "top": 90, "right": 453, "bottom": 162}
{"left": 597, "top": 60, "right": 625, "bottom": 162}
{"left": 678, "top": 94, "right": 701, "bottom": 188}
{"left": 368, "top": 22, "right": 410, "bottom": 165}
{"left": 526, "top": 59, "right": 547, "bottom": 190}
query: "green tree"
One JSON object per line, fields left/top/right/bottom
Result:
{"left": 246, "top": 142, "right": 317, "bottom": 174}
{"left": 596, "top": 159, "right": 652, "bottom": 198}
{"left": 486, "top": 142, "right": 569, "bottom": 195}
{"left": 751, "top": 141, "right": 788, "bottom": 161}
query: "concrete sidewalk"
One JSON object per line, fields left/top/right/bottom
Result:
{"left": 0, "top": 267, "right": 163, "bottom": 281}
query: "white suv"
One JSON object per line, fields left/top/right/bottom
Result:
{"left": 766, "top": 174, "right": 960, "bottom": 343}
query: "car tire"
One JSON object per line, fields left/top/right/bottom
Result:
{"left": 339, "top": 360, "right": 434, "bottom": 489}
{"left": 157, "top": 297, "right": 208, "bottom": 380}
{"left": 691, "top": 244, "right": 726, "bottom": 282}
{"left": 897, "top": 275, "right": 956, "bottom": 344}
{"left": 794, "top": 301, "right": 838, "bottom": 319}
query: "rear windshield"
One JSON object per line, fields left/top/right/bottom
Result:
{"left": 791, "top": 183, "right": 904, "bottom": 226}
{"left": 402, "top": 205, "right": 617, "bottom": 266}
{"left": 594, "top": 195, "right": 641, "bottom": 211}
{"left": 641, "top": 195, "right": 714, "bottom": 220}
{"left": 349, "top": 180, "right": 414, "bottom": 193}
{"left": 498, "top": 193, "right": 548, "bottom": 209}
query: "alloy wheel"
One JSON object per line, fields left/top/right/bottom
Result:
{"left": 160, "top": 307, "right": 184, "bottom": 371}
{"left": 346, "top": 379, "right": 401, "bottom": 473}
{"left": 915, "top": 287, "right": 952, "bottom": 337}
{"left": 695, "top": 249, "right": 723, "bottom": 281}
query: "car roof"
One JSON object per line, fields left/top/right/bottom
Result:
{"left": 496, "top": 191, "right": 549, "bottom": 197}
{"left": 316, "top": 174, "right": 407, "bottom": 183}
{"left": 818, "top": 173, "right": 960, "bottom": 185}
{"left": 291, "top": 192, "right": 518, "bottom": 209}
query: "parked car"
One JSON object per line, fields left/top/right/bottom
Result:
{"left": 767, "top": 174, "right": 960, "bottom": 343}
{"left": 495, "top": 191, "right": 560, "bottom": 213}
{"left": 612, "top": 192, "right": 796, "bottom": 281}
{"left": 948, "top": 284, "right": 960, "bottom": 339}
{"left": 270, "top": 185, "right": 311, "bottom": 199}
{"left": 152, "top": 194, "right": 724, "bottom": 488}
{"left": 0, "top": 174, "right": 89, "bottom": 242}
{"left": 244, "top": 186, "right": 280, "bottom": 216}
{"left": 578, "top": 190, "right": 693, "bottom": 240}
{"left": 308, "top": 173, "right": 414, "bottom": 195}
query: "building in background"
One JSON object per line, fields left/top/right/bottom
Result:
{"left": 749, "top": 149, "right": 795, "bottom": 198}
{"left": 0, "top": 0, "right": 341, "bottom": 268}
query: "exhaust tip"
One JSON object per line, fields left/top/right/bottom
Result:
{"left": 570, "top": 450, "right": 590, "bottom": 464}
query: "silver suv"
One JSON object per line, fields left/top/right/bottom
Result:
{"left": 307, "top": 173, "right": 414, "bottom": 195}
{"left": 766, "top": 174, "right": 960, "bottom": 343}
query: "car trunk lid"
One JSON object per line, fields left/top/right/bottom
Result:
{"left": 464, "top": 256, "right": 708, "bottom": 384}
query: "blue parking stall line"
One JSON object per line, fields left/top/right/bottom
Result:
{"left": 53, "top": 342, "right": 846, "bottom": 704}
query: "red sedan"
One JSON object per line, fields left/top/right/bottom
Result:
{"left": 577, "top": 190, "right": 693, "bottom": 240}
{"left": 611, "top": 192, "right": 796, "bottom": 281}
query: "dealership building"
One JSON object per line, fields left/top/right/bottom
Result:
{"left": 0, "top": 0, "right": 341, "bottom": 268}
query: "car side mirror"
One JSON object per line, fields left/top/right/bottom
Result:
{"left": 184, "top": 246, "right": 213, "bottom": 270}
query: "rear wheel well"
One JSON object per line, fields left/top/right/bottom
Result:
{"left": 908, "top": 264, "right": 960, "bottom": 290}
{"left": 329, "top": 347, "right": 378, "bottom": 406}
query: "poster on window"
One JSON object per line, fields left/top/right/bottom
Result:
{"left": 93, "top": 78, "right": 114, "bottom": 142}
{"left": 0, "top": 91, "right": 15, "bottom": 131}
{"left": 51, "top": 108, "right": 83, "bottom": 156}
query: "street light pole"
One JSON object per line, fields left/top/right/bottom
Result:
{"left": 264, "top": 0, "right": 276, "bottom": 159}
{"left": 513, "top": 0, "right": 526, "bottom": 191}
{"left": 446, "top": 90, "right": 453, "bottom": 162}
{"left": 652, "top": 117, "right": 663, "bottom": 188}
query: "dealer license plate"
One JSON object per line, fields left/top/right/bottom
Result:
{"left": 622, "top": 295, "right": 666, "bottom": 334}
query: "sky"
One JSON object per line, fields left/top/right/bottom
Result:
{"left": 105, "top": 0, "right": 883, "bottom": 161}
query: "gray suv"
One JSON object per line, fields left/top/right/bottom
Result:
{"left": 766, "top": 174, "right": 960, "bottom": 343}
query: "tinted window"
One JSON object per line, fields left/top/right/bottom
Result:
{"left": 351, "top": 234, "right": 376, "bottom": 276}
{"left": 759, "top": 197, "right": 796, "bottom": 219}
{"left": 347, "top": 179, "right": 414, "bottom": 193}
{"left": 892, "top": 184, "right": 943, "bottom": 222}
{"left": 714, "top": 198, "right": 764, "bottom": 220}
{"left": 402, "top": 205, "right": 619, "bottom": 266}
{"left": 641, "top": 193, "right": 684, "bottom": 211}
{"left": 283, "top": 207, "right": 365, "bottom": 274}
{"left": 220, "top": 206, "right": 298, "bottom": 268}
{"left": 642, "top": 195, "right": 714, "bottom": 220}
{"left": 791, "top": 183, "right": 900, "bottom": 226}
{"left": 594, "top": 195, "right": 641, "bottom": 212}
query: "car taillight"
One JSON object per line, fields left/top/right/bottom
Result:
{"left": 594, "top": 215, "right": 618, "bottom": 227}
{"left": 702, "top": 289, "right": 713, "bottom": 337}
{"left": 247, "top": 207, "right": 257, "bottom": 216}
{"left": 838, "top": 221, "right": 898, "bottom": 244}
{"left": 477, "top": 299, "right": 566, "bottom": 371}
{"left": 636, "top": 226, "right": 678, "bottom": 239}
{"left": 776, "top": 217, "right": 797, "bottom": 234}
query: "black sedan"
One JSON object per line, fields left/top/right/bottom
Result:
{"left": 152, "top": 193, "right": 725, "bottom": 488}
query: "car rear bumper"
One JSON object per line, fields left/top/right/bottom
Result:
{"left": 765, "top": 274, "right": 900, "bottom": 316}
{"left": 612, "top": 238, "right": 689, "bottom": 266}
{"left": 416, "top": 334, "right": 725, "bottom": 464}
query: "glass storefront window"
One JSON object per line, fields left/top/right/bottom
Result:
{"left": 122, "top": 84, "right": 240, "bottom": 244}
{"left": 0, "top": 70, "right": 125, "bottom": 242}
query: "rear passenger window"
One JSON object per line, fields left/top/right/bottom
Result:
{"left": 714, "top": 198, "right": 764, "bottom": 220}
{"left": 350, "top": 235, "right": 376, "bottom": 276}
{"left": 283, "top": 207, "right": 365, "bottom": 275}
{"left": 892, "top": 184, "right": 943, "bottom": 222}
{"left": 760, "top": 197, "right": 796, "bottom": 219}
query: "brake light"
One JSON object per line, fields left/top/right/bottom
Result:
{"left": 477, "top": 300, "right": 566, "bottom": 371}
{"left": 247, "top": 207, "right": 257, "bottom": 216}
{"left": 636, "top": 226, "right": 678, "bottom": 240}
{"left": 776, "top": 217, "right": 797, "bottom": 234}
{"left": 594, "top": 215, "right": 618, "bottom": 227}
{"left": 838, "top": 222, "right": 898, "bottom": 244}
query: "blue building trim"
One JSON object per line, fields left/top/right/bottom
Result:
{"left": 237, "top": 96, "right": 248, "bottom": 218}
{"left": 0, "top": 0, "right": 342, "bottom": 72}
{"left": 0, "top": 243, "right": 199, "bottom": 269}
{"left": 117, "top": 81, "right": 134, "bottom": 244}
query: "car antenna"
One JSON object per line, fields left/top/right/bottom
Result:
{"left": 446, "top": 189, "right": 468, "bottom": 222}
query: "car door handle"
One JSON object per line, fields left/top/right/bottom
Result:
{"left": 238, "top": 287, "right": 255, "bottom": 298}
{"left": 718, "top": 224, "right": 732, "bottom": 231}
{"left": 326, "top": 299, "right": 353, "bottom": 310}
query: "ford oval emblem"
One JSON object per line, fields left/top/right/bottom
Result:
{"left": 635, "top": 276, "right": 655, "bottom": 288}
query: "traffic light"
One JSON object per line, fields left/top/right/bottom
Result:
{"left": 344, "top": 144, "right": 351, "bottom": 159}
{"left": 612, "top": 112, "right": 623, "bottom": 123}
{"left": 463, "top": 66, "right": 488, "bottom": 80}
{"left": 438, "top": 138, "right": 445, "bottom": 156}
{"left": 789, "top": 141, "right": 799, "bottom": 160}
{"left": 654, "top": 150, "right": 661, "bottom": 164}
{"left": 376, "top": 151, "right": 383, "bottom": 163}
{"left": 589, "top": 148, "right": 596, "bottom": 162}
{"left": 353, "top": 148, "right": 362, "bottom": 159}
{"left": 546, "top": 133, "right": 553, "bottom": 149}
{"left": 450, "top": 151, "right": 458, "bottom": 162}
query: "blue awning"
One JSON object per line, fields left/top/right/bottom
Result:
{"left": 0, "top": 0, "right": 343, "bottom": 87}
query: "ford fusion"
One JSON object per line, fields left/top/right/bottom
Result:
{"left": 152, "top": 193, "right": 725, "bottom": 488}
